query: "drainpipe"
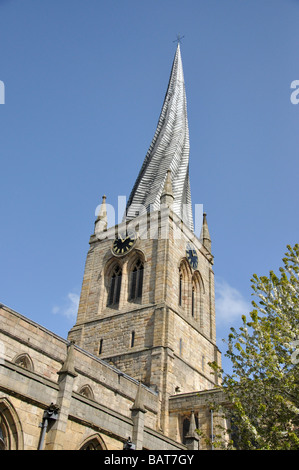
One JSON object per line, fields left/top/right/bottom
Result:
{"left": 210, "top": 409, "right": 214, "bottom": 450}
{"left": 38, "top": 403, "right": 59, "bottom": 450}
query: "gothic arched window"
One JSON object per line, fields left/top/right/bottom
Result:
{"left": 192, "top": 271, "right": 203, "bottom": 323}
{"left": 107, "top": 264, "right": 122, "bottom": 307}
{"left": 129, "top": 259, "right": 144, "bottom": 302}
{"left": 178, "top": 259, "right": 191, "bottom": 310}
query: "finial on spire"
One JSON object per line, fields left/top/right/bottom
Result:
{"left": 95, "top": 195, "right": 108, "bottom": 233}
{"left": 173, "top": 34, "right": 185, "bottom": 45}
{"left": 200, "top": 212, "right": 212, "bottom": 253}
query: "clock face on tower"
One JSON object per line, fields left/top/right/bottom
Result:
{"left": 186, "top": 243, "right": 198, "bottom": 269}
{"left": 112, "top": 231, "right": 136, "bottom": 256}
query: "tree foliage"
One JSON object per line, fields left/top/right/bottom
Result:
{"left": 210, "top": 244, "right": 299, "bottom": 450}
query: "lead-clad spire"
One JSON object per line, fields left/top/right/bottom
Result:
{"left": 124, "top": 44, "right": 194, "bottom": 231}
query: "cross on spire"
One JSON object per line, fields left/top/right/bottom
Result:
{"left": 173, "top": 34, "right": 185, "bottom": 45}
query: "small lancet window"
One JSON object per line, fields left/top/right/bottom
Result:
{"left": 131, "top": 331, "right": 135, "bottom": 348}
{"left": 107, "top": 265, "right": 122, "bottom": 307}
{"left": 129, "top": 259, "right": 144, "bottom": 301}
{"left": 178, "top": 260, "right": 190, "bottom": 309}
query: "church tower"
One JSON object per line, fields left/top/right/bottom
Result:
{"left": 68, "top": 44, "right": 221, "bottom": 434}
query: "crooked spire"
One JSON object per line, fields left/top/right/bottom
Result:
{"left": 124, "top": 44, "right": 194, "bottom": 231}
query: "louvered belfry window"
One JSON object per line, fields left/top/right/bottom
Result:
{"left": 191, "top": 286, "right": 195, "bottom": 317}
{"left": 107, "top": 265, "right": 122, "bottom": 306}
{"left": 129, "top": 259, "right": 144, "bottom": 301}
{"left": 179, "top": 273, "right": 183, "bottom": 306}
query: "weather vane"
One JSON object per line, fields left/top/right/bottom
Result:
{"left": 173, "top": 34, "right": 185, "bottom": 45}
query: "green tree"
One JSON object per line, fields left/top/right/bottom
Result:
{"left": 210, "top": 244, "right": 299, "bottom": 450}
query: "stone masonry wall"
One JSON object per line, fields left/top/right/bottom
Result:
{"left": 0, "top": 304, "right": 186, "bottom": 450}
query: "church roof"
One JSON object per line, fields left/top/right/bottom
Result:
{"left": 125, "top": 44, "right": 194, "bottom": 232}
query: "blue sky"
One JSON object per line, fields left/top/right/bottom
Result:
{"left": 1, "top": 0, "right": 299, "bottom": 376}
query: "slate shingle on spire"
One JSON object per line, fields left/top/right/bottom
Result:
{"left": 124, "top": 44, "right": 194, "bottom": 232}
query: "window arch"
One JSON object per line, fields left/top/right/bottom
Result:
{"left": 107, "top": 264, "right": 122, "bottom": 307}
{"left": 129, "top": 258, "right": 144, "bottom": 302}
